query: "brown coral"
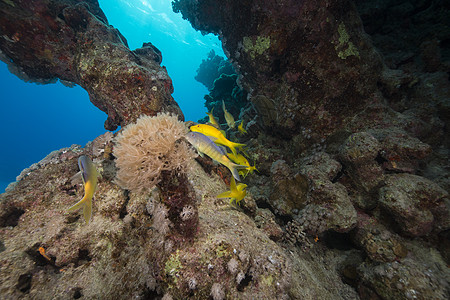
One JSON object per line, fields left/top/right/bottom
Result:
{"left": 113, "top": 113, "right": 196, "bottom": 192}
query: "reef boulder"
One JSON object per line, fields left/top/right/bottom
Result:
{"left": 0, "top": 0, "right": 182, "bottom": 130}
{"left": 379, "top": 173, "right": 449, "bottom": 237}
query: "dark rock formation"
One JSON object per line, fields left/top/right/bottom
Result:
{"left": 173, "top": 0, "right": 383, "bottom": 138}
{"left": 195, "top": 50, "right": 234, "bottom": 90}
{"left": 0, "top": 0, "right": 182, "bottom": 130}
{"left": 195, "top": 51, "right": 249, "bottom": 127}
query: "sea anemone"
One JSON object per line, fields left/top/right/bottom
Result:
{"left": 113, "top": 113, "right": 196, "bottom": 192}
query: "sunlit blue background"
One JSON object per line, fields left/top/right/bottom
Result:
{"left": 0, "top": 0, "right": 223, "bottom": 192}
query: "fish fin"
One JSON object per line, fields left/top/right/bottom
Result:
{"left": 228, "top": 142, "right": 246, "bottom": 156}
{"left": 229, "top": 163, "right": 247, "bottom": 181}
{"left": 83, "top": 198, "right": 93, "bottom": 224}
{"left": 67, "top": 196, "right": 86, "bottom": 212}
{"left": 217, "top": 191, "right": 232, "bottom": 198}
{"left": 230, "top": 176, "right": 237, "bottom": 191}
{"left": 70, "top": 171, "right": 83, "bottom": 185}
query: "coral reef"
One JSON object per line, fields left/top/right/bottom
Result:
{"left": 1, "top": 0, "right": 450, "bottom": 299}
{"left": 0, "top": 0, "right": 182, "bottom": 130}
{"left": 0, "top": 142, "right": 361, "bottom": 299}
{"left": 173, "top": 0, "right": 383, "bottom": 137}
{"left": 195, "top": 51, "right": 249, "bottom": 126}
{"left": 172, "top": 0, "right": 450, "bottom": 298}
{"left": 195, "top": 50, "right": 234, "bottom": 90}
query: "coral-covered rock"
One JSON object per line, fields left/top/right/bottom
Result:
{"left": 299, "top": 152, "right": 357, "bottom": 234}
{"left": 254, "top": 208, "right": 284, "bottom": 242}
{"left": 0, "top": 0, "right": 182, "bottom": 130}
{"left": 357, "top": 241, "right": 449, "bottom": 300}
{"left": 379, "top": 129, "right": 432, "bottom": 173}
{"left": 268, "top": 160, "right": 308, "bottom": 216}
{"left": 173, "top": 0, "right": 383, "bottom": 138}
{"left": 340, "top": 132, "right": 381, "bottom": 164}
{"left": 350, "top": 211, "right": 408, "bottom": 263}
{"left": 379, "top": 174, "right": 449, "bottom": 237}
{"left": 0, "top": 136, "right": 363, "bottom": 299}
{"left": 195, "top": 50, "right": 235, "bottom": 90}
{"left": 339, "top": 132, "right": 384, "bottom": 192}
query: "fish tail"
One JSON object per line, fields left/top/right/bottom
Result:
{"left": 67, "top": 195, "right": 93, "bottom": 224}
{"left": 83, "top": 198, "right": 93, "bottom": 224}
{"left": 228, "top": 163, "right": 247, "bottom": 181}
{"left": 230, "top": 166, "right": 241, "bottom": 181}
{"left": 227, "top": 141, "right": 246, "bottom": 156}
{"left": 67, "top": 196, "right": 86, "bottom": 212}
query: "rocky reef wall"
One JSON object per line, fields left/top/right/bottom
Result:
{"left": 0, "top": 0, "right": 449, "bottom": 299}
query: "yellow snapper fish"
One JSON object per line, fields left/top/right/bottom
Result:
{"left": 206, "top": 108, "right": 226, "bottom": 136}
{"left": 222, "top": 100, "right": 235, "bottom": 129}
{"left": 217, "top": 176, "right": 247, "bottom": 205}
{"left": 206, "top": 107, "right": 220, "bottom": 128}
{"left": 227, "top": 153, "right": 257, "bottom": 178}
{"left": 237, "top": 120, "right": 247, "bottom": 134}
{"left": 185, "top": 132, "right": 246, "bottom": 181}
{"left": 67, "top": 155, "right": 100, "bottom": 224}
{"left": 190, "top": 124, "right": 245, "bottom": 156}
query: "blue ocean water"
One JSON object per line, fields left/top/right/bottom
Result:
{"left": 0, "top": 0, "right": 222, "bottom": 192}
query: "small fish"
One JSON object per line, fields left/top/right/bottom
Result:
{"left": 206, "top": 107, "right": 220, "bottom": 128}
{"left": 67, "top": 155, "right": 100, "bottom": 224}
{"left": 227, "top": 153, "right": 257, "bottom": 178}
{"left": 237, "top": 120, "right": 247, "bottom": 134}
{"left": 222, "top": 101, "right": 235, "bottom": 129}
{"left": 217, "top": 176, "right": 247, "bottom": 205}
{"left": 190, "top": 124, "right": 245, "bottom": 156}
{"left": 38, "top": 247, "right": 51, "bottom": 261}
{"left": 185, "top": 132, "right": 246, "bottom": 181}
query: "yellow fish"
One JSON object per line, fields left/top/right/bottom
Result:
{"left": 206, "top": 107, "right": 220, "bottom": 128}
{"left": 227, "top": 153, "right": 257, "bottom": 178}
{"left": 185, "top": 132, "right": 246, "bottom": 181}
{"left": 190, "top": 124, "right": 245, "bottom": 156}
{"left": 217, "top": 176, "right": 247, "bottom": 205}
{"left": 222, "top": 101, "right": 235, "bottom": 129}
{"left": 68, "top": 155, "right": 100, "bottom": 224}
{"left": 237, "top": 120, "right": 247, "bottom": 134}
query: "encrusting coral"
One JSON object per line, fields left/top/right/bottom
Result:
{"left": 113, "top": 113, "right": 196, "bottom": 192}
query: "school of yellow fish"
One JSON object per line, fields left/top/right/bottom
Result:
{"left": 188, "top": 104, "right": 256, "bottom": 206}
{"left": 68, "top": 103, "right": 254, "bottom": 224}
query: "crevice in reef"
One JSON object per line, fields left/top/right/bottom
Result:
{"left": 322, "top": 231, "right": 356, "bottom": 251}
{"left": 237, "top": 273, "right": 253, "bottom": 292}
{"left": 76, "top": 249, "right": 92, "bottom": 267}
{"left": 72, "top": 287, "right": 83, "bottom": 299}
{"left": 119, "top": 190, "right": 130, "bottom": 220}
{"left": 0, "top": 206, "right": 25, "bottom": 227}
{"left": 25, "top": 243, "right": 58, "bottom": 270}
{"left": 16, "top": 273, "right": 32, "bottom": 294}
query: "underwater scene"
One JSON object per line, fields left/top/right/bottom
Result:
{"left": 0, "top": 0, "right": 449, "bottom": 299}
